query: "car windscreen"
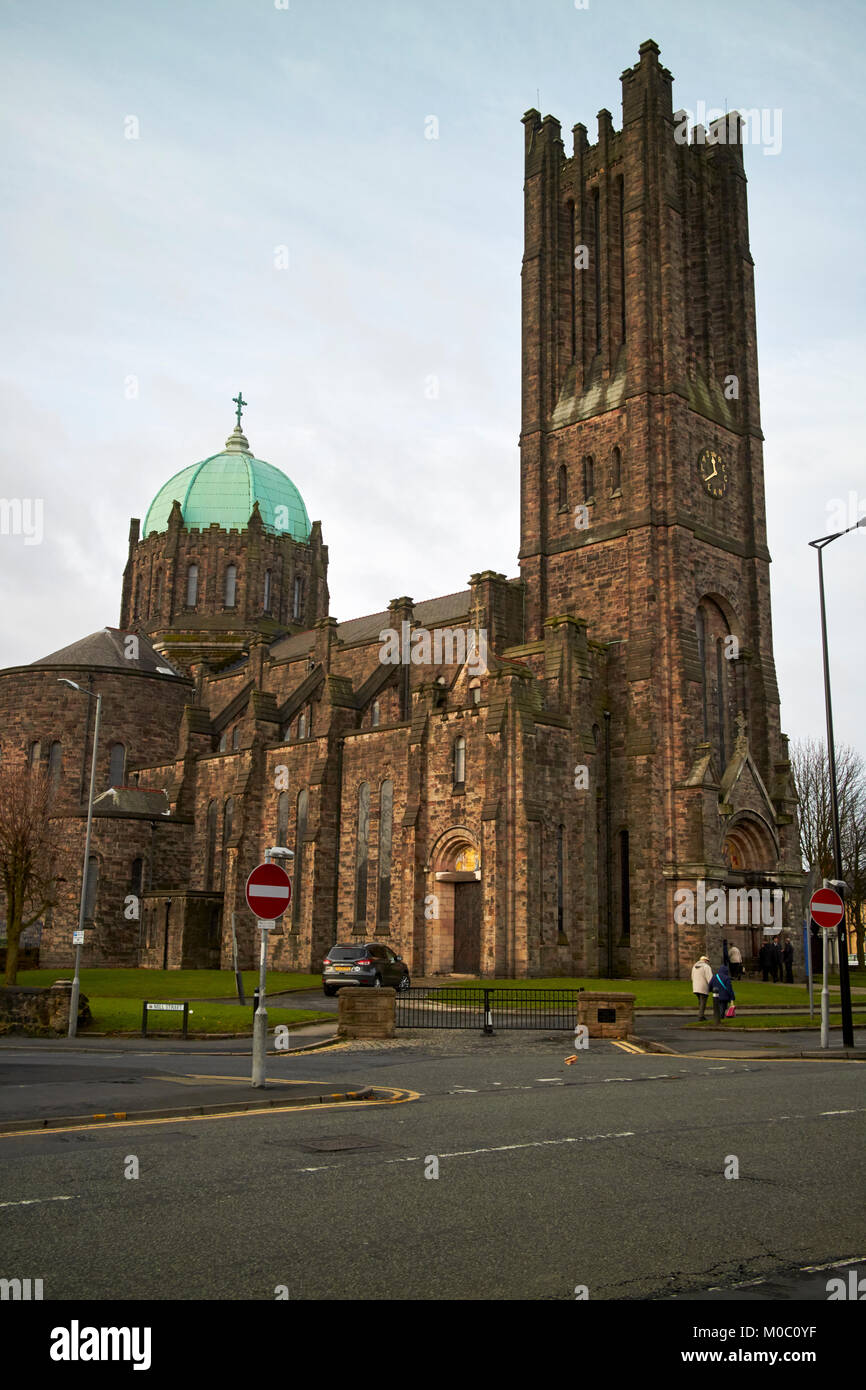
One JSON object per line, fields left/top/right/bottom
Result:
{"left": 327, "top": 946, "right": 367, "bottom": 961}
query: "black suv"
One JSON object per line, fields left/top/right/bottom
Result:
{"left": 322, "top": 943, "right": 411, "bottom": 995}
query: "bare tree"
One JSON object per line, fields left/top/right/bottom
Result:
{"left": 790, "top": 737, "right": 866, "bottom": 966}
{"left": 0, "top": 754, "right": 68, "bottom": 986}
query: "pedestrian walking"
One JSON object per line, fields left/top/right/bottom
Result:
{"left": 711, "top": 963, "right": 736, "bottom": 1022}
{"left": 728, "top": 943, "right": 743, "bottom": 980}
{"left": 782, "top": 936, "right": 794, "bottom": 984}
{"left": 691, "top": 955, "right": 714, "bottom": 1021}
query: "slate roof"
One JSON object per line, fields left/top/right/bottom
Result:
{"left": 92, "top": 787, "right": 172, "bottom": 816}
{"left": 269, "top": 589, "right": 472, "bottom": 663}
{"left": 33, "top": 628, "right": 185, "bottom": 678}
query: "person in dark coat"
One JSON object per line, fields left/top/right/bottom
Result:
{"left": 759, "top": 939, "right": 774, "bottom": 982}
{"left": 711, "top": 964, "right": 736, "bottom": 1022}
{"left": 781, "top": 937, "right": 794, "bottom": 984}
{"left": 770, "top": 938, "right": 782, "bottom": 983}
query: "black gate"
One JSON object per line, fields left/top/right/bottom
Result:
{"left": 395, "top": 987, "right": 582, "bottom": 1032}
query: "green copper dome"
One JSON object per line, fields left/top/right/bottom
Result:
{"left": 143, "top": 423, "right": 311, "bottom": 542}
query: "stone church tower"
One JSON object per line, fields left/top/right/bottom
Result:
{"left": 519, "top": 40, "right": 803, "bottom": 973}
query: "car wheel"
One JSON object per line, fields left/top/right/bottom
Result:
{"left": 398, "top": 973, "right": 411, "bottom": 991}
{"left": 323, "top": 986, "right": 336, "bottom": 997}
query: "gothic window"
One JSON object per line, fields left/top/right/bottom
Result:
{"left": 293, "top": 576, "right": 304, "bottom": 622}
{"left": 84, "top": 856, "right": 99, "bottom": 920}
{"left": 558, "top": 464, "right": 568, "bottom": 511}
{"left": 154, "top": 568, "right": 163, "bottom": 613}
{"left": 231, "top": 725, "right": 240, "bottom": 751}
{"left": 453, "top": 736, "right": 466, "bottom": 788}
{"left": 133, "top": 576, "right": 141, "bottom": 619}
{"left": 297, "top": 710, "right": 307, "bottom": 740}
{"left": 48, "top": 740, "right": 62, "bottom": 786}
{"left": 277, "top": 790, "right": 289, "bottom": 847}
{"left": 263, "top": 569, "right": 272, "bottom": 613}
{"left": 109, "top": 742, "right": 126, "bottom": 787}
{"left": 593, "top": 186, "right": 601, "bottom": 355}
{"left": 583, "top": 455, "right": 594, "bottom": 502}
{"left": 611, "top": 446, "right": 622, "bottom": 493}
{"left": 371, "top": 701, "right": 380, "bottom": 728}
{"left": 28, "top": 740, "right": 40, "bottom": 770}
{"left": 186, "top": 564, "right": 198, "bottom": 608}
{"left": 355, "top": 782, "right": 371, "bottom": 927}
{"left": 619, "top": 830, "right": 631, "bottom": 939}
{"left": 130, "top": 858, "right": 143, "bottom": 896}
{"left": 696, "top": 606, "right": 709, "bottom": 739}
{"left": 696, "top": 598, "right": 735, "bottom": 770}
{"left": 219, "top": 731, "right": 227, "bottom": 753}
{"left": 617, "top": 175, "right": 626, "bottom": 344}
{"left": 221, "top": 798, "right": 234, "bottom": 889}
{"left": 716, "top": 638, "right": 727, "bottom": 769}
{"left": 469, "top": 679, "right": 481, "bottom": 707}
{"left": 205, "top": 800, "right": 217, "bottom": 890}
{"left": 557, "top": 824, "right": 565, "bottom": 937}
{"left": 224, "top": 564, "right": 237, "bottom": 609}
{"left": 377, "top": 780, "right": 394, "bottom": 929}
{"left": 292, "top": 789, "right": 308, "bottom": 929}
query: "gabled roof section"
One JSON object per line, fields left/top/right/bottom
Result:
{"left": 92, "top": 787, "right": 172, "bottom": 816}
{"left": 269, "top": 589, "right": 472, "bottom": 663}
{"left": 33, "top": 628, "right": 185, "bottom": 678}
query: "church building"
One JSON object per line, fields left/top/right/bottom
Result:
{"left": 0, "top": 42, "right": 805, "bottom": 978}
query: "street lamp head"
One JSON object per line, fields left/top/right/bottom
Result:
{"left": 265, "top": 845, "right": 295, "bottom": 861}
{"left": 58, "top": 678, "right": 81, "bottom": 691}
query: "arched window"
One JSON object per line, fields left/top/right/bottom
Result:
{"left": 133, "top": 576, "right": 141, "bottom": 619}
{"left": 130, "top": 858, "right": 144, "bottom": 896}
{"left": 84, "top": 856, "right": 99, "bottom": 920}
{"left": 48, "top": 740, "right": 62, "bottom": 786}
{"left": 231, "top": 725, "right": 240, "bottom": 751}
{"left": 263, "top": 569, "right": 272, "bottom": 613}
{"left": 619, "top": 829, "right": 631, "bottom": 939}
{"left": 277, "top": 790, "right": 289, "bottom": 847}
{"left": 716, "top": 638, "right": 727, "bottom": 769}
{"left": 154, "top": 568, "right": 163, "bottom": 613}
{"left": 186, "top": 563, "right": 198, "bottom": 608}
{"left": 453, "top": 736, "right": 466, "bottom": 788}
{"left": 371, "top": 701, "right": 380, "bottom": 728}
{"left": 109, "top": 742, "right": 126, "bottom": 787}
{"left": 611, "top": 446, "right": 622, "bottom": 493}
{"left": 558, "top": 464, "right": 568, "bottom": 511}
{"left": 377, "top": 780, "right": 393, "bottom": 929}
{"left": 224, "top": 564, "right": 237, "bottom": 609}
{"left": 219, "top": 731, "right": 227, "bottom": 753}
{"left": 696, "top": 606, "right": 708, "bottom": 739}
{"left": 292, "top": 789, "right": 308, "bottom": 929}
{"left": 557, "top": 825, "right": 565, "bottom": 937}
{"left": 28, "top": 740, "right": 40, "bottom": 771}
{"left": 297, "top": 710, "right": 306, "bottom": 740}
{"left": 583, "top": 455, "right": 594, "bottom": 502}
{"left": 221, "top": 798, "right": 234, "bottom": 889}
{"left": 293, "top": 576, "right": 303, "bottom": 621}
{"left": 355, "top": 782, "right": 370, "bottom": 927}
{"left": 469, "top": 679, "right": 481, "bottom": 707}
{"left": 205, "top": 800, "right": 217, "bottom": 891}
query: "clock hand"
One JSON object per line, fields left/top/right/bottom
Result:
{"left": 705, "top": 464, "right": 717, "bottom": 480}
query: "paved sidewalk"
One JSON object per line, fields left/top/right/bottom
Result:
{"left": 634, "top": 1011, "right": 865, "bottom": 1060}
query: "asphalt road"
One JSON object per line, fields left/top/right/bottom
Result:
{"left": 0, "top": 1033, "right": 863, "bottom": 1301}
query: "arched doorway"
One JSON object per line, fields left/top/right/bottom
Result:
{"left": 722, "top": 813, "right": 782, "bottom": 959}
{"left": 429, "top": 830, "right": 482, "bottom": 975}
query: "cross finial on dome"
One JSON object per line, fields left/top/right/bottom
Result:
{"left": 232, "top": 391, "right": 247, "bottom": 429}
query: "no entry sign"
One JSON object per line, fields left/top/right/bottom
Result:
{"left": 809, "top": 886, "right": 845, "bottom": 931}
{"left": 245, "top": 862, "right": 292, "bottom": 921}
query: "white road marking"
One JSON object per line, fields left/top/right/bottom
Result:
{"left": 820, "top": 1109, "right": 856, "bottom": 1115}
{"left": 0, "top": 1195, "right": 79, "bottom": 1209}
{"left": 536, "top": 1078, "right": 563, "bottom": 1083}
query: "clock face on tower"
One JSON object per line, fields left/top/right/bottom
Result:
{"left": 698, "top": 446, "right": 728, "bottom": 499}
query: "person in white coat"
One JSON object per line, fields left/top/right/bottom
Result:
{"left": 691, "top": 955, "right": 714, "bottom": 1020}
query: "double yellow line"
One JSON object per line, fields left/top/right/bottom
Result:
{"left": 611, "top": 1040, "right": 645, "bottom": 1054}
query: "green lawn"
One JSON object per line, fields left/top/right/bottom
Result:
{"left": 85, "top": 998, "right": 331, "bottom": 1035}
{"left": 441, "top": 977, "right": 840, "bottom": 1009}
{"left": 15, "top": 969, "right": 320, "bottom": 999}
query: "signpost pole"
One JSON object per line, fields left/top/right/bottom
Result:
{"left": 805, "top": 921, "right": 813, "bottom": 1021}
{"left": 251, "top": 920, "right": 269, "bottom": 1088}
{"left": 821, "top": 928, "right": 830, "bottom": 1050}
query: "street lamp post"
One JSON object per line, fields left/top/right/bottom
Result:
{"left": 808, "top": 516, "right": 865, "bottom": 1049}
{"left": 58, "top": 680, "right": 102, "bottom": 1039}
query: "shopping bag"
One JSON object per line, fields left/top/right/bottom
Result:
{"left": 725, "top": 1003, "right": 736, "bottom": 1018}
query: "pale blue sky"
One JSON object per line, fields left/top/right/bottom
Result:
{"left": 1, "top": 0, "right": 864, "bottom": 750}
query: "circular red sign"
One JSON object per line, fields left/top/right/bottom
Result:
{"left": 809, "top": 887, "right": 845, "bottom": 930}
{"left": 245, "top": 862, "right": 292, "bottom": 920}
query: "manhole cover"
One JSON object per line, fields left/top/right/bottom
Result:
{"left": 297, "top": 1135, "right": 382, "bottom": 1154}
